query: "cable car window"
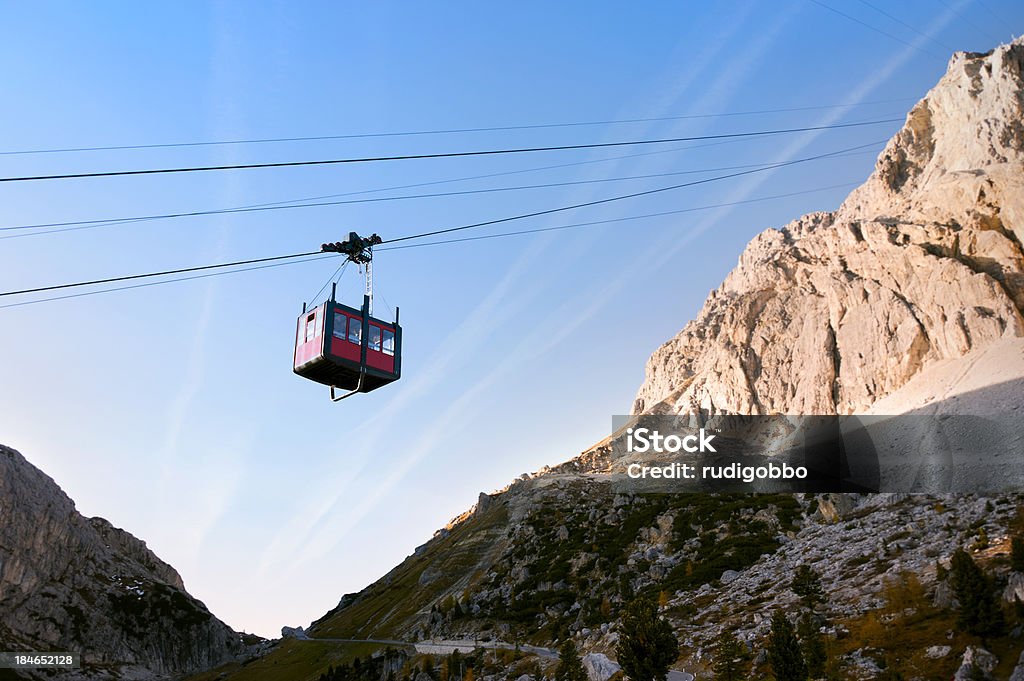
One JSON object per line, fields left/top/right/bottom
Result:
{"left": 304, "top": 313, "right": 317, "bottom": 342}
{"left": 347, "top": 317, "right": 361, "bottom": 344}
{"left": 382, "top": 329, "right": 395, "bottom": 355}
{"left": 369, "top": 324, "right": 382, "bottom": 351}
{"left": 332, "top": 313, "right": 347, "bottom": 338}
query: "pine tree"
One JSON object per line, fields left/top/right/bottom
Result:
{"left": 1011, "top": 536, "right": 1024, "bottom": 572}
{"left": 797, "top": 612, "right": 826, "bottom": 679}
{"left": 711, "top": 631, "right": 747, "bottom": 681}
{"left": 767, "top": 611, "right": 807, "bottom": 681}
{"left": 554, "top": 640, "right": 587, "bottom": 681}
{"left": 790, "top": 565, "right": 825, "bottom": 610}
{"left": 949, "top": 548, "right": 1005, "bottom": 637}
{"left": 449, "top": 651, "right": 463, "bottom": 681}
{"left": 615, "top": 595, "right": 679, "bottom": 681}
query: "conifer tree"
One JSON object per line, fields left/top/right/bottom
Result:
{"left": 449, "top": 650, "right": 463, "bottom": 681}
{"left": 767, "top": 611, "right": 807, "bottom": 681}
{"left": 615, "top": 595, "right": 679, "bottom": 681}
{"left": 797, "top": 612, "right": 826, "bottom": 678}
{"left": 1011, "top": 536, "right": 1024, "bottom": 572}
{"left": 554, "top": 640, "right": 587, "bottom": 681}
{"left": 949, "top": 548, "right": 1004, "bottom": 637}
{"left": 711, "top": 631, "right": 747, "bottom": 681}
{"left": 790, "top": 565, "right": 825, "bottom": 610}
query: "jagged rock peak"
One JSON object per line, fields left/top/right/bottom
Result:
{"left": 633, "top": 38, "right": 1024, "bottom": 418}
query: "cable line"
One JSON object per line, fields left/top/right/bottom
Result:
{"left": 935, "top": 0, "right": 1004, "bottom": 44}
{"left": 0, "top": 140, "right": 879, "bottom": 300}
{"left": 0, "top": 118, "right": 900, "bottom": 184}
{"left": 0, "top": 255, "right": 338, "bottom": 310}
{"left": 1, "top": 147, "right": 883, "bottom": 237}
{"left": 0, "top": 180, "right": 859, "bottom": 310}
{"left": 306, "top": 259, "right": 349, "bottom": 309}
{"left": 378, "top": 181, "right": 860, "bottom": 251}
{"left": 0, "top": 250, "right": 320, "bottom": 299}
{"left": 808, "top": 0, "right": 946, "bottom": 59}
{"left": 380, "top": 139, "right": 883, "bottom": 244}
{"left": 853, "top": 0, "right": 956, "bottom": 52}
{"left": 0, "top": 99, "right": 914, "bottom": 157}
{"left": 0, "top": 132, "right": 779, "bottom": 237}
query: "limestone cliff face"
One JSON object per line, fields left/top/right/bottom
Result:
{"left": 633, "top": 39, "right": 1024, "bottom": 417}
{"left": 0, "top": 444, "right": 244, "bottom": 679}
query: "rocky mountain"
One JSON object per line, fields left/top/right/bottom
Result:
{"left": 633, "top": 40, "right": 1024, "bottom": 419}
{"left": 185, "top": 39, "right": 1024, "bottom": 681}
{"left": 0, "top": 444, "right": 254, "bottom": 679}
{"left": 0, "top": 35, "right": 965, "bottom": 681}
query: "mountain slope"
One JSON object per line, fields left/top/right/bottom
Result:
{"left": 0, "top": 444, "right": 249, "bottom": 679}
{"left": 211, "top": 38, "right": 1024, "bottom": 681}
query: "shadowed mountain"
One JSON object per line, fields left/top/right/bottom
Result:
{"left": 0, "top": 445, "right": 257, "bottom": 680}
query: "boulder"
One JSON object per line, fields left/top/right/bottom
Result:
{"left": 1009, "top": 649, "right": 1024, "bottom": 681}
{"left": 1004, "top": 572, "right": 1024, "bottom": 603}
{"left": 582, "top": 653, "right": 621, "bottom": 681}
{"left": 954, "top": 646, "right": 998, "bottom": 680}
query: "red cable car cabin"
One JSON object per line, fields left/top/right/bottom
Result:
{"left": 293, "top": 294, "right": 401, "bottom": 399}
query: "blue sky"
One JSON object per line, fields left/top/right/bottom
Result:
{"left": 1, "top": 1, "right": 1020, "bottom": 638}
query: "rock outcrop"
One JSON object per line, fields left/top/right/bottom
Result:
{"left": 0, "top": 444, "right": 246, "bottom": 679}
{"left": 954, "top": 646, "right": 998, "bottom": 680}
{"left": 581, "top": 652, "right": 620, "bottom": 681}
{"left": 1010, "top": 649, "right": 1024, "bottom": 681}
{"left": 634, "top": 39, "right": 1024, "bottom": 418}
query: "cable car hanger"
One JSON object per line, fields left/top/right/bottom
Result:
{"left": 320, "top": 232, "right": 381, "bottom": 264}
{"left": 293, "top": 232, "right": 402, "bottom": 402}
{"left": 322, "top": 231, "right": 382, "bottom": 315}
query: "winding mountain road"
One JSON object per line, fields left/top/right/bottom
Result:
{"left": 302, "top": 637, "right": 693, "bottom": 681}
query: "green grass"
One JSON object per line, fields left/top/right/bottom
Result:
{"left": 187, "top": 641, "right": 386, "bottom": 681}
{"left": 824, "top": 605, "right": 1024, "bottom": 679}
{"left": 314, "top": 502, "right": 510, "bottom": 639}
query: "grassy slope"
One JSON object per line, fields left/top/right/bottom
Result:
{"left": 314, "top": 500, "right": 510, "bottom": 639}
{"left": 187, "top": 640, "right": 385, "bottom": 681}
{"left": 192, "top": 501, "right": 510, "bottom": 681}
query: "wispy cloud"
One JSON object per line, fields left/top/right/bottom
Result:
{"left": 631, "top": 0, "right": 969, "bottom": 273}
{"left": 244, "top": 0, "right": 968, "bottom": 627}
{"left": 253, "top": 1, "right": 803, "bottom": 582}
{"left": 153, "top": 4, "right": 253, "bottom": 577}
